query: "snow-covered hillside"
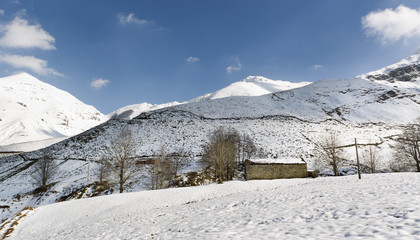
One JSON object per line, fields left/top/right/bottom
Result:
{"left": 0, "top": 73, "right": 106, "bottom": 146}
{"left": 6, "top": 173, "right": 420, "bottom": 240}
{"left": 108, "top": 76, "right": 311, "bottom": 119}
{"left": 358, "top": 49, "right": 420, "bottom": 90}
{"left": 139, "top": 77, "right": 420, "bottom": 124}
{"left": 1, "top": 51, "right": 420, "bottom": 230}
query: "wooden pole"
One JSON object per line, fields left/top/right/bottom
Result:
{"left": 87, "top": 161, "right": 90, "bottom": 182}
{"left": 355, "top": 138, "right": 361, "bottom": 180}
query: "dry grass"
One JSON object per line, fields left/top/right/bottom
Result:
{"left": 1, "top": 207, "right": 34, "bottom": 239}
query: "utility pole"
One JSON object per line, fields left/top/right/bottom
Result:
{"left": 87, "top": 161, "right": 90, "bottom": 182}
{"left": 355, "top": 138, "right": 361, "bottom": 180}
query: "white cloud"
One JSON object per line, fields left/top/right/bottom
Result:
{"left": 313, "top": 64, "right": 323, "bottom": 70}
{"left": 0, "top": 54, "right": 63, "bottom": 76}
{"left": 0, "top": 9, "right": 4, "bottom": 15}
{"left": 362, "top": 5, "right": 420, "bottom": 44}
{"left": 186, "top": 56, "right": 199, "bottom": 63}
{"left": 90, "top": 78, "right": 110, "bottom": 90}
{"left": 226, "top": 57, "right": 242, "bottom": 73}
{"left": 118, "top": 13, "right": 150, "bottom": 26}
{"left": 0, "top": 16, "right": 56, "bottom": 50}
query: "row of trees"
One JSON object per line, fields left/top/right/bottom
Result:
{"left": 390, "top": 122, "right": 420, "bottom": 172}
{"left": 31, "top": 131, "right": 191, "bottom": 193}
{"left": 316, "top": 120, "right": 420, "bottom": 175}
{"left": 315, "top": 131, "right": 381, "bottom": 176}
{"left": 31, "top": 119, "right": 418, "bottom": 191}
{"left": 100, "top": 131, "right": 192, "bottom": 192}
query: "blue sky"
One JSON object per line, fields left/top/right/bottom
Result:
{"left": 0, "top": 0, "right": 420, "bottom": 114}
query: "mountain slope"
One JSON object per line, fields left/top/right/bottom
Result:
{"left": 138, "top": 77, "right": 420, "bottom": 124}
{"left": 0, "top": 73, "right": 106, "bottom": 145}
{"left": 1, "top": 51, "right": 420, "bottom": 224}
{"left": 108, "top": 76, "right": 312, "bottom": 119}
{"left": 358, "top": 49, "right": 420, "bottom": 90}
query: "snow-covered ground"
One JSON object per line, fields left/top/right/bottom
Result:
{"left": 0, "top": 137, "right": 68, "bottom": 154}
{"left": 6, "top": 173, "right": 420, "bottom": 239}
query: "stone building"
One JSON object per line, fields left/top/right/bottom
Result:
{"left": 245, "top": 158, "right": 308, "bottom": 180}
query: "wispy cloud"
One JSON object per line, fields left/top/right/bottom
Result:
{"left": 117, "top": 13, "right": 150, "bottom": 26}
{"left": 0, "top": 54, "right": 63, "bottom": 76}
{"left": 362, "top": 5, "right": 420, "bottom": 44}
{"left": 313, "top": 64, "right": 323, "bottom": 70}
{"left": 0, "top": 9, "right": 4, "bottom": 15}
{"left": 226, "top": 57, "right": 242, "bottom": 74}
{"left": 0, "top": 16, "right": 56, "bottom": 50}
{"left": 90, "top": 78, "right": 110, "bottom": 90}
{"left": 186, "top": 56, "right": 199, "bottom": 63}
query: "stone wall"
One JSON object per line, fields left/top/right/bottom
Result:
{"left": 245, "top": 160, "right": 308, "bottom": 180}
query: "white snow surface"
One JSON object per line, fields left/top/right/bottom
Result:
{"left": 249, "top": 158, "right": 305, "bottom": 164}
{"left": 108, "top": 76, "right": 312, "bottom": 119}
{"left": 0, "top": 137, "right": 67, "bottom": 153}
{"left": 0, "top": 73, "right": 106, "bottom": 146}
{"left": 9, "top": 173, "right": 420, "bottom": 240}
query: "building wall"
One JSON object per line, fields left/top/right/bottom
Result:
{"left": 245, "top": 160, "right": 308, "bottom": 180}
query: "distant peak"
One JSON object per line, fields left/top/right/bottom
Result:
{"left": 241, "top": 76, "right": 272, "bottom": 83}
{"left": 0, "top": 72, "right": 47, "bottom": 86}
{"left": 12, "top": 72, "right": 38, "bottom": 80}
{"left": 15, "top": 72, "right": 35, "bottom": 78}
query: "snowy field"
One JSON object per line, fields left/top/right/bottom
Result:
{"left": 7, "top": 173, "right": 420, "bottom": 239}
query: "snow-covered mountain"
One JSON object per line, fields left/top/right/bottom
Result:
{"left": 1, "top": 50, "right": 420, "bottom": 224}
{"left": 138, "top": 77, "right": 419, "bottom": 124}
{"left": 108, "top": 76, "right": 312, "bottom": 119}
{"left": 0, "top": 73, "right": 106, "bottom": 146}
{"left": 358, "top": 49, "right": 420, "bottom": 90}
{"left": 191, "top": 76, "right": 312, "bottom": 102}
{"left": 7, "top": 49, "right": 420, "bottom": 162}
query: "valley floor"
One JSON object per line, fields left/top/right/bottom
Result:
{"left": 7, "top": 173, "right": 420, "bottom": 239}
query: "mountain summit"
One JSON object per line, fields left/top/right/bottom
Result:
{"left": 0, "top": 73, "right": 106, "bottom": 146}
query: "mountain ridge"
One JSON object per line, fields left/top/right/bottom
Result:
{"left": 108, "top": 75, "right": 312, "bottom": 119}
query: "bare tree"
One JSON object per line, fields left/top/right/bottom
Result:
{"left": 362, "top": 145, "right": 380, "bottom": 173}
{"left": 202, "top": 126, "right": 240, "bottom": 183}
{"left": 149, "top": 146, "right": 173, "bottom": 190}
{"left": 31, "top": 151, "right": 58, "bottom": 191}
{"left": 242, "top": 133, "right": 257, "bottom": 162}
{"left": 105, "top": 130, "right": 138, "bottom": 193}
{"left": 316, "top": 131, "right": 345, "bottom": 176}
{"left": 170, "top": 148, "right": 192, "bottom": 178}
{"left": 393, "top": 122, "right": 420, "bottom": 172}
{"left": 97, "top": 158, "right": 109, "bottom": 185}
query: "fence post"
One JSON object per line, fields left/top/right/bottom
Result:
{"left": 355, "top": 138, "right": 361, "bottom": 180}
